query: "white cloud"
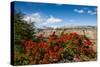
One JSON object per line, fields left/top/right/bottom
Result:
{"left": 22, "top": 12, "right": 46, "bottom": 28}
{"left": 32, "top": 13, "right": 43, "bottom": 23}
{"left": 74, "top": 8, "right": 97, "bottom": 15}
{"left": 44, "top": 16, "right": 62, "bottom": 25}
{"left": 87, "top": 10, "right": 97, "bottom": 15}
{"left": 22, "top": 13, "right": 63, "bottom": 28}
{"left": 74, "top": 9, "right": 84, "bottom": 14}
{"left": 23, "top": 13, "right": 44, "bottom": 23}
{"left": 50, "top": 25, "right": 58, "bottom": 29}
{"left": 23, "top": 16, "right": 30, "bottom": 22}
{"left": 23, "top": 13, "right": 62, "bottom": 24}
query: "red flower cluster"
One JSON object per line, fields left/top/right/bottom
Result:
{"left": 22, "top": 32, "right": 93, "bottom": 64}
{"left": 57, "top": 32, "right": 80, "bottom": 43}
{"left": 83, "top": 39, "right": 92, "bottom": 46}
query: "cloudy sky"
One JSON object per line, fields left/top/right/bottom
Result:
{"left": 14, "top": 1, "right": 97, "bottom": 28}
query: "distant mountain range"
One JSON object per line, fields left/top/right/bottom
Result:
{"left": 41, "top": 25, "right": 97, "bottom": 29}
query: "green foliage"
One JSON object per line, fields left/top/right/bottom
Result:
{"left": 14, "top": 11, "right": 35, "bottom": 43}
{"left": 14, "top": 11, "right": 36, "bottom": 65}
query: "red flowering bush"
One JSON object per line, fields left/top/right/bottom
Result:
{"left": 14, "top": 31, "right": 96, "bottom": 65}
